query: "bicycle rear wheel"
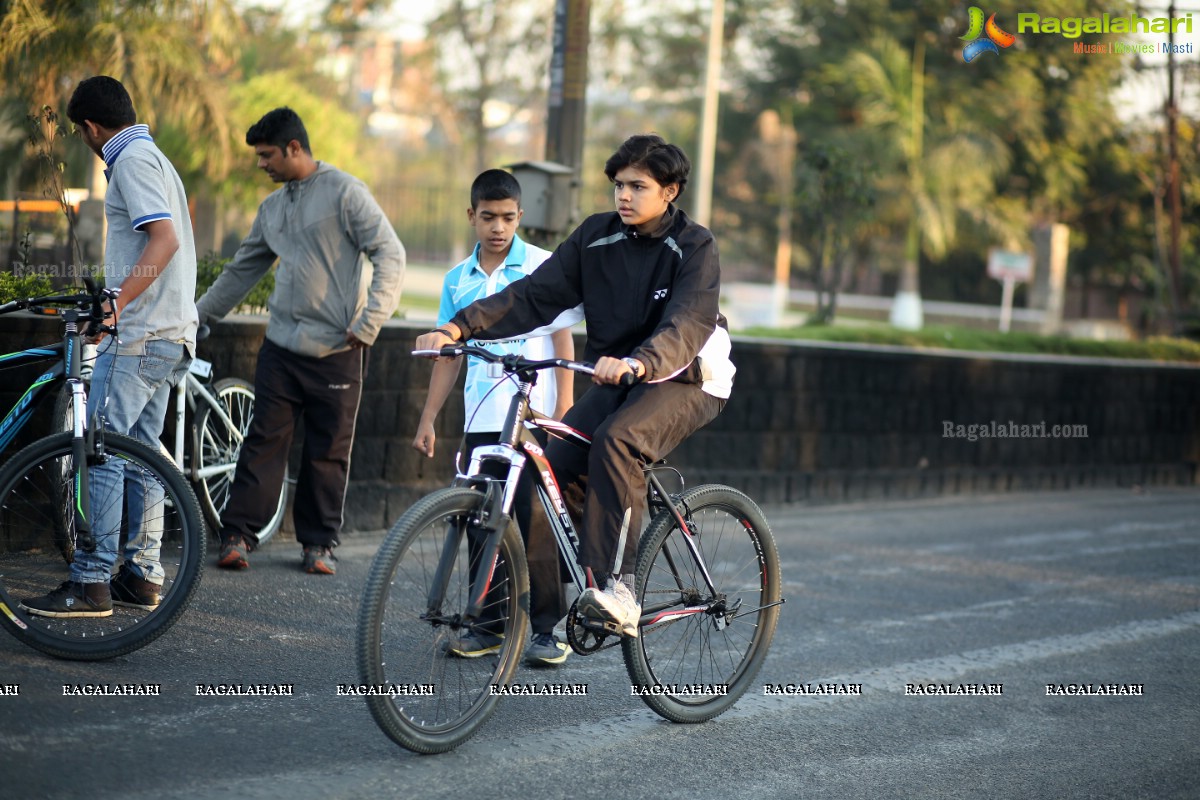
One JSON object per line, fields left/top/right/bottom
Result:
{"left": 624, "top": 484, "right": 781, "bottom": 723}
{"left": 0, "top": 431, "right": 206, "bottom": 660}
{"left": 192, "top": 377, "right": 287, "bottom": 544}
{"left": 357, "top": 487, "right": 529, "bottom": 754}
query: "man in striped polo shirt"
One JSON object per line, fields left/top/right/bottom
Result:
{"left": 23, "top": 76, "right": 198, "bottom": 618}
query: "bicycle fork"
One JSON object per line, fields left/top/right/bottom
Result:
{"left": 63, "top": 314, "right": 96, "bottom": 553}
{"left": 424, "top": 451, "right": 523, "bottom": 630}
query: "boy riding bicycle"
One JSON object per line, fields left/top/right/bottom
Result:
{"left": 414, "top": 169, "right": 577, "bottom": 666}
{"left": 416, "top": 134, "right": 735, "bottom": 637}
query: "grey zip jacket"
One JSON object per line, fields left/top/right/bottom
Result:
{"left": 196, "top": 162, "right": 405, "bottom": 357}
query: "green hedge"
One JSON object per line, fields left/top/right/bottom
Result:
{"left": 746, "top": 323, "right": 1200, "bottom": 363}
{"left": 196, "top": 251, "right": 272, "bottom": 313}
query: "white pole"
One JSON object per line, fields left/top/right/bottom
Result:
{"left": 999, "top": 275, "right": 1015, "bottom": 333}
{"left": 694, "top": 0, "right": 725, "bottom": 227}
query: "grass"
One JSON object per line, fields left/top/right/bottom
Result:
{"left": 396, "top": 294, "right": 440, "bottom": 316}
{"left": 742, "top": 321, "right": 1200, "bottom": 363}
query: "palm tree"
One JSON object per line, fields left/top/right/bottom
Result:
{"left": 838, "top": 34, "right": 1012, "bottom": 329}
{"left": 0, "top": 0, "right": 244, "bottom": 187}
{"left": 1, "top": 0, "right": 245, "bottom": 269}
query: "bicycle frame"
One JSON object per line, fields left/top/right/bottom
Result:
{"left": 0, "top": 301, "right": 110, "bottom": 550}
{"left": 165, "top": 359, "right": 244, "bottom": 483}
{"left": 427, "top": 347, "right": 722, "bottom": 633}
{"left": 0, "top": 341, "right": 66, "bottom": 452}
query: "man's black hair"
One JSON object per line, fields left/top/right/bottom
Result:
{"left": 470, "top": 169, "right": 522, "bottom": 209}
{"left": 603, "top": 134, "right": 691, "bottom": 197}
{"left": 245, "top": 107, "right": 311, "bottom": 153}
{"left": 66, "top": 76, "right": 136, "bottom": 130}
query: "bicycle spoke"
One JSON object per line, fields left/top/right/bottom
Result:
{"left": 624, "top": 486, "right": 781, "bottom": 723}
{"left": 357, "top": 488, "right": 528, "bottom": 753}
{"left": 0, "top": 432, "right": 205, "bottom": 659}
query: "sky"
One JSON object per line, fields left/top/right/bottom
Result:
{"left": 238, "top": 0, "right": 435, "bottom": 40}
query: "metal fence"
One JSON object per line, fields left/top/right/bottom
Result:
{"left": 372, "top": 182, "right": 466, "bottom": 266}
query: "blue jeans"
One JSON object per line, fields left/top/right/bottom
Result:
{"left": 70, "top": 337, "right": 190, "bottom": 585}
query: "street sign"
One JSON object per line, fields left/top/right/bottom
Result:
{"left": 987, "top": 248, "right": 1033, "bottom": 282}
{"left": 987, "top": 248, "right": 1032, "bottom": 333}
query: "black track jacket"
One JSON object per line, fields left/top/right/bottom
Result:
{"left": 450, "top": 207, "right": 734, "bottom": 398}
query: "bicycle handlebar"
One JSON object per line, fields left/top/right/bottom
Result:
{"left": 413, "top": 344, "right": 640, "bottom": 386}
{"left": 0, "top": 278, "right": 119, "bottom": 328}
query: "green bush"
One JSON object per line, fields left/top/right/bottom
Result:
{"left": 0, "top": 270, "right": 54, "bottom": 303}
{"left": 745, "top": 323, "right": 1200, "bottom": 363}
{"left": 196, "top": 251, "right": 273, "bottom": 314}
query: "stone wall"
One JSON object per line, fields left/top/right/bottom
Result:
{"left": 1, "top": 314, "right": 1196, "bottom": 535}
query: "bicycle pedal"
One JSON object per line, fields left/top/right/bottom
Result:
{"left": 579, "top": 616, "right": 622, "bottom": 635}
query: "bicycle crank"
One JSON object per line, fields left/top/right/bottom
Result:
{"left": 565, "top": 600, "right": 621, "bottom": 654}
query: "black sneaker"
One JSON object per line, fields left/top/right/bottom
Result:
{"left": 302, "top": 545, "right": 337, "bottom": 575}
{"left": 525, "top": 632, "right": 570, "bottom": 666}
{"left": 441, "top": 630, "right": 505, "bottom": 658}
{"left": 21, "top": 581, "right": 113, "bottom": 618}
{"left": 110, "top": 564, "right": 161, "bottom": 610}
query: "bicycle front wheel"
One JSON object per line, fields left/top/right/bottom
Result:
{"left": 624, "top": 484, "right": 781, "bottom": 723}
{"left": 357, "top": 487, "right": 529, "bottom": 754}
{"left": 0, "top": 431, "right": 206, "bottom": 660}
{"left": 192, "top": 377, "right": 287, "bottom": 544}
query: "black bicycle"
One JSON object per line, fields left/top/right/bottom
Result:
{"left": 357, "top": 344, "right": 783, "bottom": 753}
{"left": 0, "top": 281, "right": 206, "bottom": 660}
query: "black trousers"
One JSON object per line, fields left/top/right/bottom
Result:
{"left": 220, "top": 339, "right": 366, "bottom": 549}
{"left": 464, "top": 430, "right": 567, "bottom": 635}
{"left": 546, "top": 380, "right": 724, "bottom": 577}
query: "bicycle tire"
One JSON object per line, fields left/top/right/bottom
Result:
{"left": 192, "top": 377, "right": 287, "bottom": 544}
{"left": 49, "top": 387, "right": 77, "bottom": 562}
{"left": 357, "top": 487, "right": 529, "bottom": 754}
{"left": 624, "top": 484, "right": 781, "bottom": 723}
{"left": 0, "top": 430, "right": 206, "bottom": 660}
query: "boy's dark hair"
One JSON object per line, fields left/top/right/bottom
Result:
{"left": 470, "top": 169, "right": 522, "bottom": 209}
{"left": 604, "top": 134, "right": 691, "bottom": 197}
{"left": 66, "top": 76, "right": 136, "bottom": 130}
{"left": 245, "top": 107, "right": 311, "bottom": 153}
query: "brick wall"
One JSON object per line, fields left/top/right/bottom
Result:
{"left": 2, "top": 314, "right": 1196, "bottom": 535}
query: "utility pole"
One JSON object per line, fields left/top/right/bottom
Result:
{"left": 1165, "top": 0, "right": 1183, "bottom": 331}
{"left": 545, "top": 0, "right": 591, "bottom": 230}
{"left": 694, "top": 0, "right": 725, "bottom": 227}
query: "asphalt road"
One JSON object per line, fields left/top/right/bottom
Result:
{"left": 2, "top": 487, "right": 1198, "bottom": 800}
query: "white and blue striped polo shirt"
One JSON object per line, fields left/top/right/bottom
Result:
{"left": 101, "top": 124, "right": 198, "bottom": 354}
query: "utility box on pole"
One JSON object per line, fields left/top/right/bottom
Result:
{"left": 507, "top": 160, "right": 576, "bottom": 238}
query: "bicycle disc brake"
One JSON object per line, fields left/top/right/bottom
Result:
{"left": 565, "top": 599, "right": 620, "bottom": 654}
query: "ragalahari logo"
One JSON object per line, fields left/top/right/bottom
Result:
{"left": 960, "top": 7, "right": 1017, "bottom": 62}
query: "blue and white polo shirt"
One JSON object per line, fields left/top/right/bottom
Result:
{"left": 438, "top": 236, "right": 561, "bottom": 432}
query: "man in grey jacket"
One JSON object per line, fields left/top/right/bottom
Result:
{"left": 197, "top": 107, "right": 405, "bottom": 575}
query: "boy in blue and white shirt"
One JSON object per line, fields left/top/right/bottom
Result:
{"left": 413, "top": 169, "right": 576, "bottom": 665}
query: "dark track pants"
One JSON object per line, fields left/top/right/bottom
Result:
{"left": 546, "top": 380, "right": 724, "bottom": 577}
{"left": 220, "top": 339, "right": 366, "bottom": 549}
{"left": 463, "top": 431, "right": 568, "bottom": 634}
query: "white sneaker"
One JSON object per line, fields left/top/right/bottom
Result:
{"left": 577, "top": 577, "right": 641, "bottom": 638}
